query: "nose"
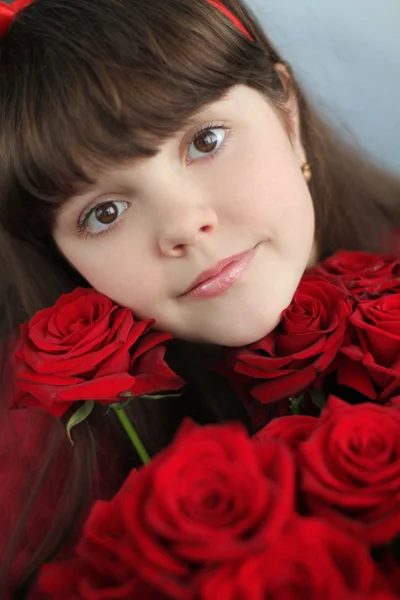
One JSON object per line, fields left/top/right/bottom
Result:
{"left": 157, "top": 197, "right": 218, "bottom": 257}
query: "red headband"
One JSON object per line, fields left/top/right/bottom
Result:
{"left": 0, "top": 0, "right": 33, "bottom": 37}
{"left": 0, "top": 0, "right": 253, "bottom": 41}
{"left": 205, "top": 0, "right": 253, "bottom": 41}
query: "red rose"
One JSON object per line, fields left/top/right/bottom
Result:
{"left": 40, "top": 421, "right": 295, "bottom": 599}
{"left": 122, "top": 421, "right": 295, "bottom": 596}
{"left": 38, "top": 558, "right": 166, "bottom": 600}
{"left": 253, "top": 414, "right": 317, "bottom": 451}
{"left": 312, "top": 250, "right": 400, "bottom": 299}
{"left": 13, "top": 288, "right": 183, "bottom": 417}
{"left": 198, "top": 517, "right": 382, "bottom": 600}
{"left": 338, "top": 294, "right": 400, "bottom": 400}
{"left": 226, "top": 275, "right": 352, "bottom": 404}
{"left": 298, "top": 396, "right": 400, "bottom": 545}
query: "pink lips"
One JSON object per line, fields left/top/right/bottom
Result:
{"left": 181, "top": 247, "right": 257, "bottom": 299}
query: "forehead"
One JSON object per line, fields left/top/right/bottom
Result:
{"left": 56, "top": 84, "right": 280, "bottom": 229}
{"left": 59, "top": 87, "right": 255, "bottom": 200}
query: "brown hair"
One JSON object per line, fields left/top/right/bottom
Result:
{"left": 0, "top": 0, "right": 399, "bottom": 595}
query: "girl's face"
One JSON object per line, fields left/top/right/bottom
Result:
{"left": 54, "top": 85, "right": 315, "bottom": 346}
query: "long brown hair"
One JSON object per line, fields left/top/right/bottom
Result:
{"left": 1, "top": 0, "right": 400, "bottom": 595}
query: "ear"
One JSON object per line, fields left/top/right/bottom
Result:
{"left": 274, "top": 63, "right": 307, "bottom": 167}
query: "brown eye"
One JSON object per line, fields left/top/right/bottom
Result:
{"left": 95, "top": 201, "right": 119, "bottom": 225}
{"left": 193, "top": 130, "right": 219, "bottom": 153}
{"left": 82, "top": 200, "right": 129, "bottom": 236}
{"left": 188, "top": 127, "right": 226, "bottom": 160}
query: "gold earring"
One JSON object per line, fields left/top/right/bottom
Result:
{"left": 301, "top": 161, "right": 312, "bottom": 182}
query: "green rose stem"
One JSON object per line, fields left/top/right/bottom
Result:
{"left": 67, "top": 394, "right": 182, "bottom": 465}
{"left": 112, "top": 405, "right": 150, "bottom": 465}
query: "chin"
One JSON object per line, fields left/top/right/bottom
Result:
{"left": 202, "top": 316, "right": 282, "bottom": 348}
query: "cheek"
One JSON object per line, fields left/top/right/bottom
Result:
{"left": 94, "top": 268, "right": 157, "bottom": 310}
{"left": 58, "top": 239, "right": 160, "bottom": 311}
{"left": 220, "top": 142, "right": 314, "bottom": 240}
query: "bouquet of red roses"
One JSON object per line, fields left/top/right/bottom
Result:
{"left": 11, "top": 250, "right": 400, "bottom": 598}
{"left": 37, "top": 401, "right": 400, "bottom": 599}
{"left": 224, "top": 250, "right": 400, "bottom": 419}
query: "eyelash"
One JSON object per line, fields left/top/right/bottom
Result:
{"left": 75, "top": 203, "right": 129, "bottom": 241}
{"left": 186, "top": 122, "right": 230, "bottom": 163}
{"left": 75, "top": 219, "right": 117, "bottom": 240}
{"left": 77, "top": 122, "right": 231, "bottom": 240}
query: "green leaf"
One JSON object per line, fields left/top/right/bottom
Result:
{"left": 119, "top": 391, "right": 135, "bottom": 399}
{"left": 309, "top": 389, "right": 327, "bottom": 410}
{"left": 290, "top": 393, "right": 304, "bottom": 415}
{"left": 138, "top": 392, "right": 184, "bottom": 401}
{"left": 107, "top": 391, "right": 185, "bottom": 415}
{"left": 108, "top": 398, "right": 134, "bottom": 412}
{"left": 66, "top": 401, "right": 95, "bottom": 445}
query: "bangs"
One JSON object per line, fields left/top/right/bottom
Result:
{"left": 0, "top": 0, "right": 272, "bottom": 242}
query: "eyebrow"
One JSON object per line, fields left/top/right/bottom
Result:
{"left": 59, "top": 164, "right": 134, "bottom": 211}
{"left": 59, "top": 91, "right": 236, "bottom": 213}
{"left": 57, "top": 177, "right": 110, "bottom": 217}
{"left": 185, "top": 90, "right": 234, "bottom": 126}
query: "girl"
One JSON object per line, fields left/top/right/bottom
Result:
{"left": 1, "top": 0, "right": 400, "bottom": 597}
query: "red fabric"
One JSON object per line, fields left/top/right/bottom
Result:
{"left": 0, "top": 0, "right": 254, "bottom": 43}
{"left": 0, "top": 337, "right": 64, "bottom": 597}
{"left": 205, "top": 0, "right": 254, "bottom": 41}
{"left": 0, "top": 0, "right": 34, "bottom": 38}
{"left": 0, "top": 338, "right": 120, "bottom": 599}
{"left": 0, "top": 407, "right": 63, "bottom": 598}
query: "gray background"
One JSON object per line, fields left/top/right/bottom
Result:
{"left": 248, "top": 0, "right": 400, "bottom": 175}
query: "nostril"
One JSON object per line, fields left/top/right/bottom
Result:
{"left": 200, "top": 225, "right": 212, "bottom": 233}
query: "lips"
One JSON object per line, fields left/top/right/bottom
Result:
{"left": 181, "top": 248, "right": 256, "bottom": 297}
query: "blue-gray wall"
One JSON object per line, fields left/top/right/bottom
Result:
{"left": 248, "top": 0, "right": 400, "bottom": 175}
